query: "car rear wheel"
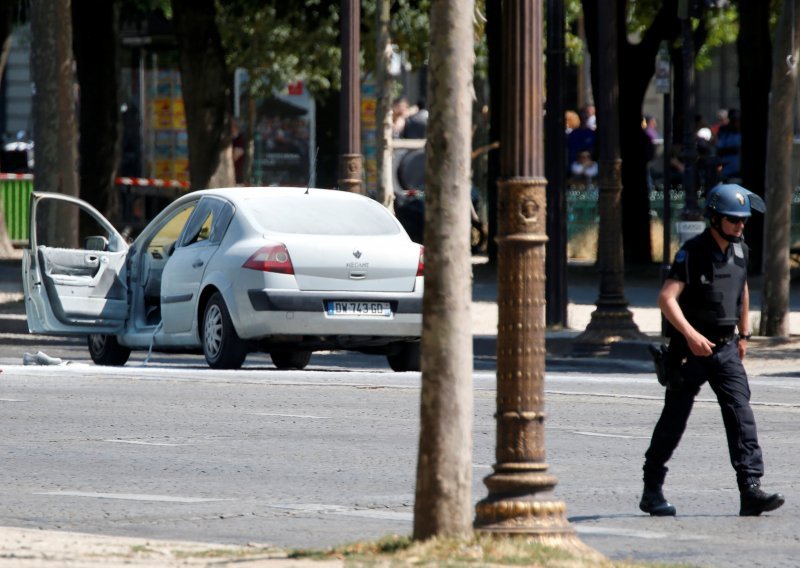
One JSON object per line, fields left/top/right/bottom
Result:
{"left": 88, "top": 334, "right": 131, "bottom": 366}
{"left": 270, "top": 349, "right": 312, "bottom": 370}
{"left": 202, "top": 292, "right": 247, "bottom": 369}
{"left": 387, "top": 341, "right": 420, "bottom": 372}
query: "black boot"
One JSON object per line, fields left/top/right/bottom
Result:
{"left": 639, "top": 484, "right": 676, "bottom": 516}
{"left": 739, "top": 483, "right": 785, "bottom": 516}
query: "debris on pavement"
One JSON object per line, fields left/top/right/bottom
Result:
{"left": 22, "top": 351, "right": 65, "bottom": 366}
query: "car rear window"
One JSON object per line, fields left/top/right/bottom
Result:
{"left": 246, "top": 194, "right": 401, "bottom": 235}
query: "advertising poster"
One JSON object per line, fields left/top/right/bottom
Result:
{"left": 252, "top": 81, "right": 315, "bottom": 187}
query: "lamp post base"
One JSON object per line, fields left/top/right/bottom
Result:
{"left": 572, "top": 300, "right": 647, "bottom": 356}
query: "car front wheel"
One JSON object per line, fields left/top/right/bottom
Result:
{"left": 202, "top": 292, "right": 247, "bottom": 369}
{"left": 88, "top": 334, "right": 131, "bottom": 366}
{"left": 387, "top": 341, "right": 420, "bottom": 372}
{"left": 270, "top": 349, "right": 312, "bottom": 370}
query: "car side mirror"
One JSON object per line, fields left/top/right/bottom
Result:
{"left": 85, "top": 236, "right": 108, "bottom": 251}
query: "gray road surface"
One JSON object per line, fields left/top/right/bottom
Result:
{"left": 0, "top": 342, "right": 797, "bottom": 567}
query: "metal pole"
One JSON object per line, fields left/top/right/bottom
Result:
{"left": 545, "top": 0, "right": 567, "bottom": 328}
{"left": 679, "top": 0, "right": 698, "bottom": 217}
{"left": 338, "top": 0, "right": 363, "bottom": 194}
{"left": 474, "top": 0, "right": 580, "bottom": 545}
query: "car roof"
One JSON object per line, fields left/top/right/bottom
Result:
{"left": 184, "top": 186, "right": 369, "bottom": 207}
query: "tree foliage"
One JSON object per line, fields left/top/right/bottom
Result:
{"left": 217, "top": 0, "right": 341, "bottom": 97}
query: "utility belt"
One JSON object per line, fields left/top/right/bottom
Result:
{"left": 648, "top": 327, "right": 736, "bottom": 389}
{"left": 697, "top": 326, "right": 737, "bottom": 350}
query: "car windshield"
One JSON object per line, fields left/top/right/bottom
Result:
{"left": 246, "top": 193, "right": 401, "bottom": 235}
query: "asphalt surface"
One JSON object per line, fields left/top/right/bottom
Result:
{"left": 3, "top": 255, "right": 800, "bottom": 567}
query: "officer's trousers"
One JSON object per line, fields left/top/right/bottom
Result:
{"left": 643, "top": 340, "right": 764, "bottom": 489}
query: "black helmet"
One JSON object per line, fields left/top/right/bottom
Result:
{"left": 704, "top": 183, "right": 766, "bottom": 219}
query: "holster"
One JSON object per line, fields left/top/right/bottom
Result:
{"left": 648, "top": 336, "right": 688, "bottom": 390}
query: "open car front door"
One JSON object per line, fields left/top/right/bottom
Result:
{"left": 23, "top": 192, "right": 130, "bottom": 335}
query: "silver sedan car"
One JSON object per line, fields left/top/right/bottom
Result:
{"left": 22, "top": 188, "right": 423, "bottom": 371}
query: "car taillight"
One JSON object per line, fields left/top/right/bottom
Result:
{"left": 416, "top": 245, "right": 424, "bottom": 276}
{"left": 243, "top": 244, "right": 295, "bottom": 274}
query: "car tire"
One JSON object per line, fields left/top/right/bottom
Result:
{"left": 87, "top": 334, "right": 131, "bottom": 366}
{"left": 202, "top": 292, "right": 247, "bottom": 370}
{"left": 270, "top": 349, "right": 312, "bottom": 370}
{"left": 387, "top": 341, "right": 421, "bottom": 372}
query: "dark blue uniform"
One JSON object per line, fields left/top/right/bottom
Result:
{"left": 643, "top": 229, "right": 763, "bottom": 490}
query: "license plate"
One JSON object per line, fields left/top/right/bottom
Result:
{"left": 326, "top": 301, "right": 392, "bottom": 317}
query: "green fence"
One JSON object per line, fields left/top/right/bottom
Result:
{"left": 0, "top": 177, "right": 33, "bottom": 243}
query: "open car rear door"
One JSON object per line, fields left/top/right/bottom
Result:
{"left": 22, "top": 192, "right": 129, "bottom": 335}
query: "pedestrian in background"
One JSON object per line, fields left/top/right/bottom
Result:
{"left": 640, "top": 183, "right": 785, "bottom": 518}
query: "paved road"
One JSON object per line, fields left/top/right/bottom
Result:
{"left": 0, "top": 343, "right": 797, "bottom": 567}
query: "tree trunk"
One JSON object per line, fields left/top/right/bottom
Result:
{"left": 73, "top": 0, "right": 121, "bottom": 223}
{"left": 375, "top": 0, "right": 395, "bottom": 212}
{"left": 413, "top": 0, "right": 474, "bottom": 541}
{"left": 172, "top": 0, "right": 234, "bottom": 190}
{"left": 582, "top": 0, "right": 680, "bottom": 266}
{"left": 31, "top": 0, "right": 79, "bottom": 247}
{"left": 0, "top": 1, "right": 17, "bottom": 256}
{"left": 760, "top": 0, "right": 799, "bottom": 337}
{"left": 736, "top": 0, "right": 772, "bottom": 274}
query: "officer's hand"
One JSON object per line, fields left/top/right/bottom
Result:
{"left": 738, "top": 339, "right": 747, "bottom": 360}
{"left": 686, "top": 331, "right": 715, "bottom": 357}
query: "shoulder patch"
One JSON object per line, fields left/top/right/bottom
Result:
{"left": 675, "top": 250, "right": 687, "bottom": 263}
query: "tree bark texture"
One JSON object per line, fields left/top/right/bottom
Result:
{"left": 31, "top": 0, "right": 79, "bottom": 246}
{"left": 413, "top": 0, "right": 474, "bottom": 541}
{"left": 172, "top": 0, "right": 234, "bottom": 190}
{"left": 736, "top": 0, "right": 772, "bottom": 274}
{"left": 73, "top": 0, "right": 121, "bottom": 223}
{"left": 375, "top": 0, "right": 395, "bottom": 212}
{"left": 760, "top": 0, "right": 800, "bottom": 337}
{"left": 0, "top": 1, "right": 17, "bottom": 256}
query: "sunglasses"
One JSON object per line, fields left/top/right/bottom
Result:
{"left": 724, "top": 215, "right": 748, "bottom": 225}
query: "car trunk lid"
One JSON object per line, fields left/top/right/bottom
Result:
{"left": 284, "top": 235, "right": 420, "bottom": 292}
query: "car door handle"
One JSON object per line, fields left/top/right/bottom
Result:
{"left": 192, "top": 260, "right": 204, "bottom": 268}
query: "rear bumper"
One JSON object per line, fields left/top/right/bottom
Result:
{"left": 247, "top": 289, "right": 422, "bottom": 313}
{"left": 234, "top": 288, "right": 423, "bottom": 340}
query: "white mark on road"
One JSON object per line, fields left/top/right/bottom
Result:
{"left": 573, "top": 431, "right": 650, "bottom": 440}
{"left": 268, "top": 503, "right": 411, "bottom": 522}
{"left": 252, "top": 412, "right": 330, "bottom": 419}
{"left": 103, "top": 439, "right": 187, "bottom": 447}
{"left": 0, "top": 398, "right": 26, "bottom": 402}
{"left": 575, "top": 525, "right": 708, "bottom": 541}
{"left": 35, "top": 491, "right": 232, "bottom": 503}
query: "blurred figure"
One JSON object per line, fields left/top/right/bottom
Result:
{"left": 710, "top": 108, "right": 729, "bottom": 142}
{"left": 570, "top": 150, "right": 598, "bottom": 184}
{"left": 566, "top": 106, "right": 596, "bottom": 174}
{"left": 565, "top": 110, "right": 580, "bottom": 134}
{"left": 232, "top": 120, "right": 245, "bottom": 184}
{"left": 582, "top": 102, "right": 597, "bottom": 130}
{"left": 716, "top": 109, "right": 741, "bottom": 181}
{"left": 401, "top": 98, "right": 429, "bottom": 139}
{"left": 392, "top": 97, "right": 410, "bottom": 138}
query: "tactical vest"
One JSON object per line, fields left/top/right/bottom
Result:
{"left": 678, "top": 235, "right": 748, "bottom": 330}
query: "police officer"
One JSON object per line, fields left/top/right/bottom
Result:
{"left": 640, "top": 183, "right": 785, "bottom": 517}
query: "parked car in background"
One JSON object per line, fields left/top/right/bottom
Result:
{"left": 22, "top": 187, "right": 424, "bottom": 371}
